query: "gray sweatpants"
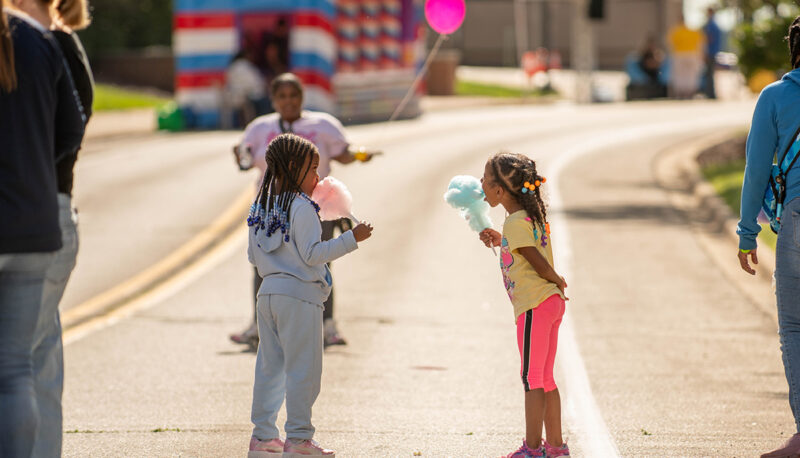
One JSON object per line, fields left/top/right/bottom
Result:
{"left": 251, "top": 294, "right": 323, "bottom": 441}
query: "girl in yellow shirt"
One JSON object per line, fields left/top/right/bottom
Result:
{"left": 479, "top": 152, "right": 569, "bottom": 458}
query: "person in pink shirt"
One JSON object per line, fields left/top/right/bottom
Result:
{"left": 232, "top": 73, "right": 380, "bottom": 349}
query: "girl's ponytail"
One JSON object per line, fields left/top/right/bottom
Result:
{"left": 0, "top": 9, "right": 17, "bottom": 93}
{"left": 54, "top": 0, "right": 91, "bottom": 30}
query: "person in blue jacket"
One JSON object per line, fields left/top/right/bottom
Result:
{"left": 703, "top": 7, "right": 721, "bottom": 99}
{"left": 738, "top": 15, "right": 800, "bottom": 458}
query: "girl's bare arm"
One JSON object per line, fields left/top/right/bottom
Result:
{"left": 517, "top": 246, "right": 568, "bottom": 298}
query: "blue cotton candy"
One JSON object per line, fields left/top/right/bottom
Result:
{"left": 443, "top": 175, "right": 493, "bottom": 232}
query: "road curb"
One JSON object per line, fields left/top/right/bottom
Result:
{"left": 62, "top": 186, "right": 253, "bottom": 333}
{"left": 654, "top": 129, "right": 778, "bottom": 323}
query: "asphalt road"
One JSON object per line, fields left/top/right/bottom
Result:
{"left": 62, "top": 100, "right": 787, "bottom": 457}
{"left": 62, "top": 132, "right": 252, "bottom": 311}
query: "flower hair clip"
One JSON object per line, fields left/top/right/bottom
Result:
{"left": 521, "top": 176, "right": 546, "bottom": 194}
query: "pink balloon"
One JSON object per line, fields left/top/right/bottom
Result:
{"left": 425, "top": 0, "right": 465, "bottom": 35}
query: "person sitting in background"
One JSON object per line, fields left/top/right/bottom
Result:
{"left": 639, "top": 36, "right": 664, "bottom": 84}
{"left": 625, "top": 35, "right": 668, "bottom": 100}
{"left": 225, "top": 50, "right": 270, "bottom": 127}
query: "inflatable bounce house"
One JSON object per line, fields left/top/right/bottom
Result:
{"left": 173, "top": 0, "right": 426, "bottom": 128}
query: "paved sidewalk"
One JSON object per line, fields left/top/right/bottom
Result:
{"left": 457, "top": 65, "right": 751, "bottom": 103}
{"left": 84, "top": 108, "right": 155, "bottom": 141}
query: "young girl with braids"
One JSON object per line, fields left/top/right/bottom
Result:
{"left": 246, "top": 133, "right": 373, "bottom": 457}
{"left": 478, "top": 152, "right": 569, "bottom": 458}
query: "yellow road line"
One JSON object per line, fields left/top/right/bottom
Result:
{"left": 62, "top": 187, "right": 253, "bottom": 335}
{"left": 63, "top": 217, "right": 247, "bottom": 345}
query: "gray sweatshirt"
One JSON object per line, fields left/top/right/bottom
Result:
{"left": 247, "top": 196, "right": 358, "bottom": 305}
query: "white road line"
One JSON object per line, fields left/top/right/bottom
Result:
{"left": 548, "top": 114, "right": 748, "bottom": 456}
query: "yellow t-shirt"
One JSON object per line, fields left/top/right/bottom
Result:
{"left": 668, "top": 25, "right": 704, "bottom": 54}
{"left": 500, "top": 210, "right": 564, "bottom": 319}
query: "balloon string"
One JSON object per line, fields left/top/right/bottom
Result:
{"left": 389, "top": 33, "right": 448, "bottom": 122}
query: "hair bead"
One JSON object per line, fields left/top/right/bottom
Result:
{"left": 246, "top": 133, "right": 320, "bottom": 242}
{"left": 488, "top": 151, "right": 549, "bottom": 247}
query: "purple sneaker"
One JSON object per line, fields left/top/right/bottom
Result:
{"left": 501, "top": 440, "right": 546, "bottom": 458}
{"left": 247, "top": 436, "right": 284, "bottom": 458}
{"left": 543, "top": 440, "right": 570, "bottom": 457}
{"left": 761, "top": 433, "right": 800, "bottom": 458}
{"left": 283, "top": 438, "right": 336, "bottom": 457}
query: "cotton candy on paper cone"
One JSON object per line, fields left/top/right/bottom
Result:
{"left": 444, "top": 175, "right": 496, "bottom": 254}
{"left": 311, "top": 176, "right": 359, "bottom": 222}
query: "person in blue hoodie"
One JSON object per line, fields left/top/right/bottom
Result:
{"left": 245, "top": 133, "right": 373, "bottom": 457}
{"left": 738, "top": 16, "right": 800, "bottom": 458}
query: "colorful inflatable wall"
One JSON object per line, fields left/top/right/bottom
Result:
{"left": 173, "top": 0, "right": 424, "bottom": 128}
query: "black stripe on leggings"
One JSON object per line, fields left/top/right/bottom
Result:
{"left": 522, "top": 309, "right": 532, "bottom": 391}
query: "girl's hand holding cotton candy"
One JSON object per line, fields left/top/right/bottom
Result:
{"left": 352, "top": 222, "right": 374, "bottom": 242}
{"left": 479, "top": 228, "right": 501, "bottom": 248}
{"left": 311, "top": 176, "right": 360, "bottom": 223}
{"left": 444, "top": 175, "right": 496, "bottom": 254}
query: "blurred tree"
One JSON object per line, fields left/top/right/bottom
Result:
{"left": 731, "top": 2, "right": 799, "bottom": 81}
{"left": 720, "top": 0, "right": 790, "bottom": 22}
{"left": 76, "top": 0, "right": 172, "bottom": 57}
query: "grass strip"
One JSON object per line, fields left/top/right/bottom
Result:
{"left": 93, "top": 84, "right": 170, "bottom": 112}
{"left": 700, "top": 158, "right": 777, "bottom": 250}
{"left": 455, "top": 80, "right": 554, "bottom": 98}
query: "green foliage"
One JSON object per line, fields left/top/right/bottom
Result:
{"left": 732, "top": 5, "right": 799, "bottom": 80}
{"left": 76, "top": 0, "right": 172, "bottom": 58}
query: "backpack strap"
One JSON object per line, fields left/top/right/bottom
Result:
{"left": 779, "top": 124, "right": 800, "bottom": 174}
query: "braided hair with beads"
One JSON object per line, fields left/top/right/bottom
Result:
{"left": 247, "top": 133, "right": 321, "bottom": 242}
{"left": 789, "top": 16, "right": 800, "bottom": 69}
{"left": 488, "top": 152, "right": 551, "bottom": 244}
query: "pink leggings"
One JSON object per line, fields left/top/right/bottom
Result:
{"left": 516, "top": 294, "right": 565, "bottom": 392}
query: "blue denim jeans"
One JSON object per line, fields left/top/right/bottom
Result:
{"left": 0, "top": 251, "right": 54, "bottom": 458}
{"left": 32, "top": 195, "right": 78, "bottom": 458}
{"left": 776, "top": 197, "right": 800, "bottom": 433}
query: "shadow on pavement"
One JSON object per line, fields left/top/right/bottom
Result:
{"left": 562, "top": 204, "right": 684, "bottom": 225}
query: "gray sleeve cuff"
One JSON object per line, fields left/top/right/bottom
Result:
{"left": 342, "top": 230, "right": 358, "bottom": 252}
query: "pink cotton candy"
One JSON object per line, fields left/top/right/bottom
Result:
{"left": 311, "top": 176, "right": 359, "bottom": 222}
